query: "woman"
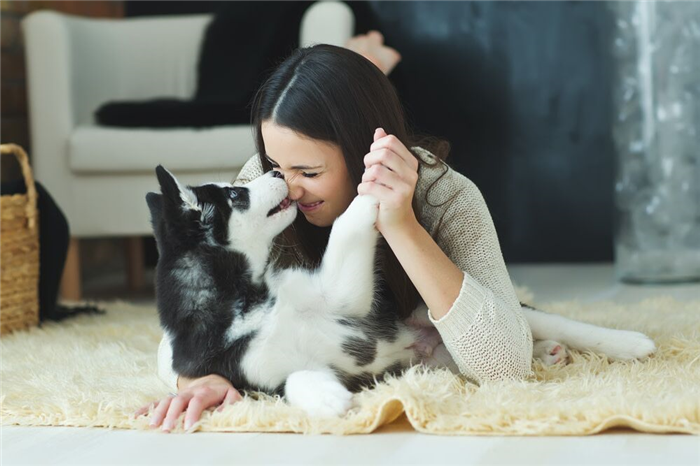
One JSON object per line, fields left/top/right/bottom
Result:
{"left": 141, "top": 32, "right": 533, "bottom": 432}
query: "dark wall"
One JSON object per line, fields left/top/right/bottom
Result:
{"left": 125, "top": 1, "right": 221, "bottom": 16}
{"left": 127, "top": 1, "right": 616, "bottom": 264}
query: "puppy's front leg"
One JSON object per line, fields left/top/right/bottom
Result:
{"left": 317, "top": 195, "right": 379, "bottom": 315}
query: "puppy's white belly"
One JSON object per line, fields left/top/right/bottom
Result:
{"left": 240, "top": 307, "right": 418, "bottom": 390}
{"left": 240, "top": 309, "right": 359, "bottom": 390}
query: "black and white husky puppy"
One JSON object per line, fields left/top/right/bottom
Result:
{"left": 147, "top": 166, "right": 656, "bottom": 416}
{"left": 147, "top": 166, "right": 425, "bottom": 417}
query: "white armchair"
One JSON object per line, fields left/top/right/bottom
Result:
{"left": 22, "top": 1, "right": 354, "bottom": 299}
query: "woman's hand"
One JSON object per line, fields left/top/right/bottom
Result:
{"left": 134, "top": 374, "right": 242, "bottom": 432}
{"left": 358, "top": 128, "right": 420, "bottom": 235}
{"left": 344, "top": 31, "right": 402, "bottom": 76}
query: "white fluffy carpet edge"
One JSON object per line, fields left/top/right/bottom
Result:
{"left": 1, "top": 286, "right": 699, "bottom": 436}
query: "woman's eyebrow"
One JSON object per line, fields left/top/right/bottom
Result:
{"left": 266, "top": 155, "right": 322, "bottom": 170}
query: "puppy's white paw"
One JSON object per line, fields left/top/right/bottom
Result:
{"left": 599, "top": 330, "right": 657, "bottom": 361}
{"left": 533, "top": 340, "right": 570, "bottom": 366}
{"left": 285, "top": 370, "right": 353, "bottom": 418}
{"left": 339, "top": 195, "right": 379, "bottom": 232}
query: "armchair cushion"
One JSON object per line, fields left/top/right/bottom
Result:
{"left": 69, "top": 125, "right": 256, "bottom": 174}
{"left": 95, "top": 1, "right": 315, "bottom": 128}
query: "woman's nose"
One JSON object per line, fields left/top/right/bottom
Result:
{"left": 286, "top": 177, "right": 304, "bottom": 201}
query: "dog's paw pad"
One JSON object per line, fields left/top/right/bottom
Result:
{"left": 534, "top": 340, "right": 570, "bottom": 366}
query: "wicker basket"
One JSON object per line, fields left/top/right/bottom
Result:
{"left": 1, "top": 143, "right": 40, "bottom": 335}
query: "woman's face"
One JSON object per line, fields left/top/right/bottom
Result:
{"left": 261, "top": 121, "right": 356, "bottom": 227}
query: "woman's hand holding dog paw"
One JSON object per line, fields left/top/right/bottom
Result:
{"left": 358, "top": 128, "right": 420, "bottom": 236}
{"left": 135, "top": 374, "right": 242, "bottom": 433}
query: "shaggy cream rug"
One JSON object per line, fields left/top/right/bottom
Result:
{"left": 1, "top": 289, "right": 699, "bottom": 436}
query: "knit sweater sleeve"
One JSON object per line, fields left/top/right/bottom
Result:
{"left": 233, "top": 154, "right": 265, "bottom": 186}
{"left": 155, "top": 154, "right": 265, "bottom": 391}
{"left": 425, "top": 170, "right": 534, "bottom": 385}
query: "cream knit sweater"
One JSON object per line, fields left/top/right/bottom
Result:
{"left": 157, "top": 147, "right": 534, "bottom": 390}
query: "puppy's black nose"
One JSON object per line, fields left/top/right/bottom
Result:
{"left": 271, "top": 170, "right": 284, "bottom": 179}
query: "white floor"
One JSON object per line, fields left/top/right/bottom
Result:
{"left": 3, "top": 263, "right": 699, "bottom": 466}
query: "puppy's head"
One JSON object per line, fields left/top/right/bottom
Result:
{"left": 147, "top": 166, "right": 297, "bottom": 255}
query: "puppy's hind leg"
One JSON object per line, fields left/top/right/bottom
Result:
{"left": 522, "top": 306, "right": 656, "bottom": 361}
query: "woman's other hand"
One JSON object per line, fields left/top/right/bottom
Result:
{"left": 344, "top": 30, "right": 402, "bottom": 76}
{"left": 358, "top": 128, "right": 420, "bottom": 235}
{"left": 134, "top": 374, "right": 242, "bottom": 432}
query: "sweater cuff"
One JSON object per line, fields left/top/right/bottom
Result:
{"left": 427, "top": 271, "right": 489, "bottom": 342}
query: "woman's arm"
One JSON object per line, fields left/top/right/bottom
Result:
{"left": 359, "top": 131, "right": 533, "bottom": 384}
{"left": 387, "top": 182, "right": 534, "bottom": 384}
{"left": 381, "top": 219, "right": 462, "bottom": 320}
{"left": 427, "top": 176, "right": 534, "bottom": 383}
{"left": 359, "top": 129, "right": 462, "bottom": 317}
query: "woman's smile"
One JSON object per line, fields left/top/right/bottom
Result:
{"left": 298, "top": 200, "right": 324, "bottom": 212}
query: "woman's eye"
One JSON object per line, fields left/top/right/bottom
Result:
{"left": 302, "top": 173, "right": 319, "bottom": 178}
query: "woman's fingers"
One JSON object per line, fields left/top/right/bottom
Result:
{"left": 370, "top": 134, "right": 419, "bottom": 172}
{"left": 217, "top": 387, "right": 243, "bottom": 413}
{"left": 374, "top": 127, "right": 388, "bottom": 142}
{"left": 358, "top": 180, "right": 395, "bottom": 209}
{"left": 149, "top": 396, "right": 173, "bottom": 428}
{"left": 364, "top": 148, "right": 401, "bottom": 173}
{"left": 142, "top": 375, "right": 239, "bottom": 432}
{"left": 364, "top": 150, "right": 419, "bottom": 187}
{"left": 134, "top": 400, "right": 157, "bottom": 418}
{"left": 362, "top": 163, "right": 401, "bottom": 190}
{"left": 183, "top": 394, "right": 210, "bottom": 431}
{"left": 161, "top": 394, "right": 191, "bottom": 432}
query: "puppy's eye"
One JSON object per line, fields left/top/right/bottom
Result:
{"left": 228, "top": 188, "right": 238, "bottom": 200}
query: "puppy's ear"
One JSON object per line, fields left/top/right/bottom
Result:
{"left": 146, "top": 192, "right": 164, "bottom": 253}
{"left": 155, "top": 165, "right": 199, "bottom": 211}
{"left": 146, "top": 192, "right": 163, "bottom": 226}
{"left": 155, "top": 165, "right": 178, "bottom": 198}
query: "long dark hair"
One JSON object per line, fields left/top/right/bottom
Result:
{"left": 250, "top": 44, "right": 450, "bottom": 319}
